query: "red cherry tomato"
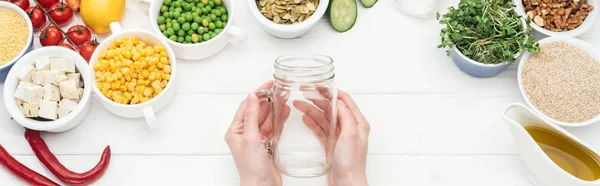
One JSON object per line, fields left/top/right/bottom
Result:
{"left": 48, "top": 2, "right": 73, "bottom": 26}
{"left": 79, "top": 39, "right": 100, "bottom": 62}
{"left": 67, "top": 25, "right": 92, "bottom": 46}
{"left": 36, "top": 0, "right": 59, "bottom": 9}
{"left": 60, "top": 43, "right": 75, "bottom": 51}
{"left": 40, "top": 26, "right": 64, "bottom": 46}
{"left": 25, "top": 6, "right": 47, "bottom": 32}
{"left": 7, "top": 0, "right": 29, "bottom": 10}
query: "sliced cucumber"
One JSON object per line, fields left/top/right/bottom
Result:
{"left": 329, "top": 0, "right": 358, "bottom": 33}
{"left": 360, "top": 0, "right": 377, "bottom": 8}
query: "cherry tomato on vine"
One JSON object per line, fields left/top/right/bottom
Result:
{"left": 36, "top": 0, "right": 59, "bottom": 9}
{"left": 25, "top": 6, "right": 47, "bottom": 31}
{"left": 79, "top": 39, "right": 100, "bottom": 62}
{"left": 67, "top": 25, "right": 92, "bottom": 46}
{"left": 48, "top": 2, "right": 73, "bottom": 26}
{"left": 6, "top": 0, "right": 29, "bottom": 10}
{"left": 40, "top": 26, "right": 64, "bottom": 46}
{"left": 60, "top": 43, "right": 75, "bottom": 51}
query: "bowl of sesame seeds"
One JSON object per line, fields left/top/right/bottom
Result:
{"left": 518, "top": 36, "right": 600, "bottom": 127}
{"left": 0, "top": 2, "right": 34, "bottom": 83}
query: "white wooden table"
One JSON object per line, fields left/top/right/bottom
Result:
{"left": 3, "top": 0, "right": 600, "bottom": 185}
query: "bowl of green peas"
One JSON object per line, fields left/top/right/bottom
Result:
{"left": 140, "top": 0, "right": 247, "bottom": 60}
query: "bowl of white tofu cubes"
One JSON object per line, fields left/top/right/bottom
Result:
{"left": 3, "top": 46, "right": 91, "bottom": 133}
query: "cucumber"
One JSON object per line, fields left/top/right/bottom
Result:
{"left": 329, "top": 0, "right": 358, "bottom": 33}
{"left": 360, "top": 0, "right": 377, "bottom": 8}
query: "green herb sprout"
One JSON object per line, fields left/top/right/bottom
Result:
{"left": 437, "top": 0, "right": 540, "bottom": 64}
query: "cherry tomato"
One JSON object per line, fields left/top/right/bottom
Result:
{"left": 25, "top": 6, "right": 47, "bottom": 32}
{"left": 79, "top": 39, "right": 100, "bottom": 62}
{"left": 7, "top": 0, "right": 29, "bottom": 10}
{"left": 67, "top": 25, "right": 92, "bottom": 46}
{"left": 36, "top": 0, "right": 59, "bottom": 9}
{"left": 60, "top": 43, "right": 75, "bottom": 51}
{"left": 48, "top": 2, "right": 73, "bottom": 26}
{"left": 40, "top": 26, "right": 64, "bottom": 46}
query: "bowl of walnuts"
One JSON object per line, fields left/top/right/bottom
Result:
{"left": 514, "top": 0, "right": 599, "bottom": 37}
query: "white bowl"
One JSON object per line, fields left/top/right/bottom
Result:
{"left": 518, "top": 36, "right": 600, "bottom": 127}
{"left": 140, "top": 0, "right": 247, "bottom": 60}
{"left": 513, "top": 0, "right": 599, "bottom": 37}
{"left": 89, "top": 23, "right": 179, "bottom": 129}
{"left": 0, "top": 2, "right": 34, "bottom": 83}
{"left": 247, "top": 0, "right": 329, "bottom": 38}
{"left": 3, "top": 47, "right": 93, "bottom": 133}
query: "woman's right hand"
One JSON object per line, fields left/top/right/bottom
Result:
{"left": 294, "top": 89, "right": 370, "bottom": 186}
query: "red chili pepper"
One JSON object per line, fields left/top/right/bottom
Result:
{"left": 25, "top": 130, "right": 111, "bottom": 186}
{"left": 0, "top": 144, "right": 60, "bottom": 186}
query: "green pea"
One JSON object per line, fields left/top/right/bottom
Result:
{"left": 159, "top": 24, "right": 167, "bottom": 31}
{"left": 208, "top": 1, "right": 214, "bottom": 7}
{"left": 169, "top": 6, "right": 174, "bottom": 11}
{"left": 170, "top": 35, "right": 178, "bottom": 41}
{"left": 166, "top": 22, "right": 172, "bottom": 28}
{"left": 194, "top": 0, "right": 200, "bottom": 3}
{"left": 214, "top": 9, "right": 222, "bottom": 16}
{"left": 202, "top": 8, "right": 209, "bottom": 14}
{"left": 178, "top": 37, "right": 184, "bottom": 43}
{"left": 203, "top": 33, "right": 210, "bottom": 41}
{"left": 164, "top": 0, "right": 172, "bottom": 5}
{"left": 197, "top": 27, "right": 205, "bottom": 34}
{"left": 172, "top": 11, "right": 181, "bottom": 19}
{"left": 177, "top": 17, "right": 186, "bottom": 24}
{"left": 175, "top": 7, "right": 183, "bottom": 13}
{"left": 182, "top": 22, "right": 191, "bottom": 31}
{"left": 183, "top": 3, "right": 192, "bottom": 11}
{"left": 172, "top": 1, "right": 181, "bottom": 8}
{"left": 172, "top": 22, "right": 181, "bottom": 31}
{"left": 191, "top": 34, "right": 199, "bottom": 42}
{"left": 191, "top": 12, "right": 199, "bottom": 17}
{"left": 172, "top": 20, "right": 178, "bottom": 25}
{"left": 210, "top": 32, "right": 216, "bottom": 38}
{"left": 187, "top": 29, "right": 195, "bottom": 35}
{"left": 221, "top": 7, "right": 227, "bottom": 14}
{"left": 186, "top": 0, "right": 193, "bottom": 2}
{"left": 208, "top": 22, "right": 215, "bottom": 30}
{"left": 162, "top": 12, "right": 168, "bottom": 17}
{"left": 210, "top": 14, "right": 216, "bottom": 20}
{"left": 196, "top": 2, "right": 204, "bottom": 8}
{"left": 214, "top": 28, "right": 221, "bottom": 34}
{"left": 157, "top": 16, "right": 166, "bottom": 24}
{"left": 221, "top": 14, "right": 228, "bottom": 22}
{"left": 201, "top": 0, "right": 208, "bottom": 5}
{"left": 178, "top": 29, "right": 186, "bottom": 36}
{"left": 205, "top": 16, "right": 212, "bottom": 22}
{"left": 213, "top": 20, "right": 222, "bottom": 28}
{"left": 161, "top": 5, "right": 168, "bottom": 13}
{"left": 192, "top": 17, "right": 201, "bottom": 24}
{"left": 215, "top": 0, "right": 221, "bottom": 5}
{"left": 202, "top": 19, "right": 209, "bottom": 27}
{"left": 195, "top": 7, "right": 203, "bottom": 14}
{"left": 167, "top": 28, "right": 174, "bottom": 35}
{"left": 206, "top": 6, "right": 212, "bottom": 11}
{"left": 184, "top": 14, "right": 193, "bottom": 22}
{"left": 188, "top": 22, "right": 198, "bottom": 31}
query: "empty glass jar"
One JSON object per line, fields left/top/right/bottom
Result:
{"left": 256, "top": 54, "right": 337, "bottom": 178}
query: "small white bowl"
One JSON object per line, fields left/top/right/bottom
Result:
{"left": 0, "top": 2, "right": 34, "bottom": 83}
{"left": 513, "top": 0, "right": 599, "bottom": 37}
{"left": 139, "top": 0, "right": 248, "bottom": 60}
{"left": 89, "top": 23, "right": 179, "bottom": 129}
{"left": 518, "top": 36, "right": 600, "bottom": 127}
{"left": 3, "top": 47, "right": 93, "bottom": 133}
{"left": 247, "top": 0, "right": 329, "bottom": 38}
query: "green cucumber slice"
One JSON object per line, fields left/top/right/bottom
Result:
{"left": 360, "top": 0, "right": 377, "bottom": 8}
{"left": 329, "top": 0, "right": 358, "bottom": 33}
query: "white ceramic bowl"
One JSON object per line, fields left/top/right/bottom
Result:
{"left": 140, "top": 0, "right": 247, "bottom": 60}
{"left": 247, "top": 0, "right": 328, "bottom": 38}
{"left": 89, "top": 23, "right": 179, "bottom": 129}
{"left": 3, "top": 47, "right": 92, "bottom": 133}
{"left": 518, "top": 36, "right": 600, "bottom": 127}
{"left": 0, "top": 2, "right": 34, "bottom": 83}
{"left": 513, "top": 0, "right": 599, "bottom": 37}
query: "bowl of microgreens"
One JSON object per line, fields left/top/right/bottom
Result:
{"left": 437, "top": 0, "right": 540, "bottom": 78}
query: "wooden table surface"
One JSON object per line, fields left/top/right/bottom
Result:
{"left": 2, "top": 0, "right": 600, "bottom": 185}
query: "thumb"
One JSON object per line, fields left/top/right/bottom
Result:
{"left": 243, "top": 93, "right": 260, "bottom": 137}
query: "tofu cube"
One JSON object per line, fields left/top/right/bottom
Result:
{"left": 78, "top": 87, "right": 84, "bottom": 99}
{"left": 50, "top": 58, "right": 75, "bottom": 73}
{"left": 31, "top": 70, "right": 46, "bottom": 85}
{"left": 38, "top": 100, "right": 57, "bottom": 120}
{"left": 14, "top": 82, "right": 44, "bottom": 103}
{"left": 58, "top": 99, "right": 78, "bottom": 118}
{"left": 52, "top": 73, "right": 67, "bottom": 86}
{"left": 59, "top": 80, "right": 79, "bottom": 100}
{"left": 32, "top": 70, "right": 66, "bottom": 85}
{"left": 17, "top": 64, "right": 36, "bottom": 82}
{"left": 23, "top": 102, "right": 40, "bottom": 118}
{"left": 66, "top": 73, "right": 80, "bottom": 81}
{"left": 43, "top": 84, "right": 60, "bottom": 101}
{"left": 35, "top": 55, "right": 51, "bottom": 70}
{"left": 16, "top": 99, "right": 24, "bottom": 111}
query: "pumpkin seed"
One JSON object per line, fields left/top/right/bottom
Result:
{"left": 256, "top": 0, "right": 319, "bottom": 24}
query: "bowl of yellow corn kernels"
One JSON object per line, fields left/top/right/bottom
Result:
{"left": 89, "top": 22, "right": 178, "bottom": 129}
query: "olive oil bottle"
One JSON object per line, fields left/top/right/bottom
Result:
{"left": 526, "top": 126, "right": 600, "bottom": 181}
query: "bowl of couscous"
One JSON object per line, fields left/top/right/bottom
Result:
{"left": 0, "top": 2, "right": 34, "bottom": 83}
{"left": 89, "top": 22, "right": 178, "bottom": 129}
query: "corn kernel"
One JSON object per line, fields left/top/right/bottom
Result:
{"left": 157, "top": 62, "right": 164, "bottom": 69}
{"left": 140, "top": 97, "right": 149, "bottom": 103}
{"left": 163, "top": 65, "right": 171, "bottom": 73}
{"left": 141, "top": 70, "right": 150, "bottom": 78}
{"left": 163, "top": 74, "right": 170, "bottom": 81}
{"left": 148, "top": 65, "right": 157, "bottom": 72}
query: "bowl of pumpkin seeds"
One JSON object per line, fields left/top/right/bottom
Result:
{"left": 248, "top": 0, "right": 327, "bottom": 38}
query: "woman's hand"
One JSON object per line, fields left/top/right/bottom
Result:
{"left": 225, "top": 81, "right": 286, "bottom": 186}
{"left": 294, "top": 89, "right": 370, "bottom": 186}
